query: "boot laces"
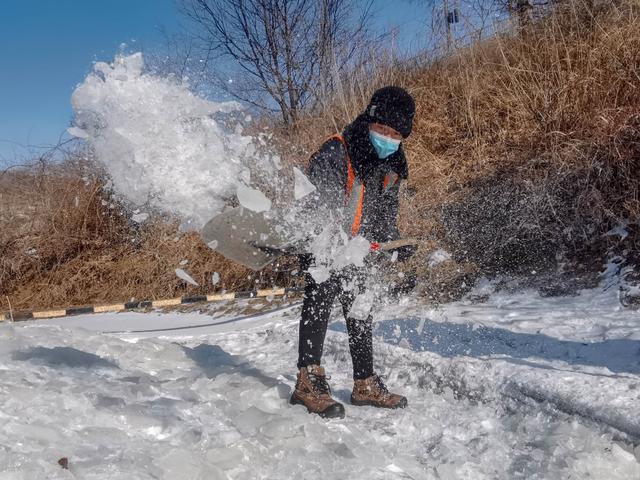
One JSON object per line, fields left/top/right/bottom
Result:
{"left": 373, "top": 375, "right": 389, "bottom": 394}
{"left": 308, "top": 373, "right": 331, "bottom": 395}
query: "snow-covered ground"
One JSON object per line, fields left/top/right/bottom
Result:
{"left": 1, "top": 287, "right": 639, "bottom": 479}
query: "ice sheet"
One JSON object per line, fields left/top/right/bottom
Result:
{"left": 2, "top": 286, "right": 639, "bottom": 478}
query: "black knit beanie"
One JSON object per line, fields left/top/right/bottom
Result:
{"left": 366, "top": 86, "right": 415, "bottom": 138}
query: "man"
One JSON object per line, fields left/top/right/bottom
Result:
{"left": 290, "top": 86, "right": 416, "bottom": 419}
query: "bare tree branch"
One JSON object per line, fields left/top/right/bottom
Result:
{"left": 178, "top": 0, "right": 375, "bottom": 126}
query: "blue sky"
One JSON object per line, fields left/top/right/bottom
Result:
{"left": 0, "top": 0, "right": 427, "bottom": 163}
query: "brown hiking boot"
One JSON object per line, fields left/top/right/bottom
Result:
{"left": 351, "top": 374, "right": 408, "bottom": 409}
{"left": 289, "top": 365, "right": 345, "bottom": 419}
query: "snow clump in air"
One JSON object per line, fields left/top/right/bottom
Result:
{"left": 71, "top": 53, "right": 276, "bottom": 229}
{"left": 427, "top": 249, "right": 452, "bottom": 268}
{"left": 306, "top": 226, "right": 370, "bottom": 283}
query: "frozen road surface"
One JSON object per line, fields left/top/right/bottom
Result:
{"left": 1, "top": 286, "right": 639, "bottom": 479}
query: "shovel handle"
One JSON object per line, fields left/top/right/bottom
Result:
{"left": 378, "top": 238, "right": 419, "bottom": 251}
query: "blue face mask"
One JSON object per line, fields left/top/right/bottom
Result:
{"left": 369, "top": 130, "right": 401, "bottom": 159}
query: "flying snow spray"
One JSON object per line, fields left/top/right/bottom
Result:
{"left": 70, "top": 53, "right": 278, "bottom": 229}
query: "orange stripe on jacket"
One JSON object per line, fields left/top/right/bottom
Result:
{"left": 330, "top": 134, "right": 364, "bottom": 237}
{"left": 383, "top": 172, "right": 399, "bottom": 190}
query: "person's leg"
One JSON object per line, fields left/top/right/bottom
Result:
{"left": 345, "top": 315, "right": 374, "bottom": 380}
{"left": 297, "top": 273, "right": 341, "bottom": 369}
{"left": 292, "top": 272, "right": 345, "bottom": 419}
{"left": 339, "top": 271, "right": 408, "bottom": 409}
{"left": 338, "top": 275, "right": 374, "bottom": 380}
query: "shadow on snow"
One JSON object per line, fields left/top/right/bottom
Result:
{"left": 331, "top": 317, "right": 640, "bottom": 375}
{"left": 181, "top": 343, "right": 289, "bottom": 392}
{"left": 12, "top": 346, "right": 119, "bottom": 369}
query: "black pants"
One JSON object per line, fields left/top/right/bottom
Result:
{"left": 297, "top": 269, "right": 374, "bottom": 380}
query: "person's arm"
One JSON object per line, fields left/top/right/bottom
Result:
{"left": 306, "top": 138, "right": 348, "bottom": 213}
{"left": 378, "top": 147, "right": 416, "bottom": 260}
{"left": 372, "top": 182, "right": 416, "bottom": 261}
{"left": 380, "top": 180, "right": 402, "bottom": 242}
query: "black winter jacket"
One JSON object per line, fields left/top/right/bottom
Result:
{"left": 306, "top": 113, "right": 408, "bottom": 243}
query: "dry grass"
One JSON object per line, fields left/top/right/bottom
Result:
{"left": 0, "top": 157, "right": 296, "bottom": 311}
{"left": 3, "top": 0, "right": 640, "bottom": 309}
{"left": 411, "top": 0, "right": 640, "bottom": 271}
{"left": 282, "top": 0, "right": 640, "bottom": 287}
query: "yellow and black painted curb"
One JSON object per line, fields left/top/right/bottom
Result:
{"left": 0, "top": 287, "right": 304, "bottom": 323}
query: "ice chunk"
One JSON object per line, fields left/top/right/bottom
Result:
{"left": 334, "top": 236, "right": 370, "bottom": 269}
{"left": 293, "top": 166, "right": 316, "bottom": 200}
{"left": 236, "top": 185, "right": 271, "bottom": 212}
{"left": 393, "top": 325, "right": 401, "bottom": 338}
{"left": 234, "top": 406, "right": 274, "bottom": 435}
{"left": 348, "top": 290, "right": 375, "bottom": 320}
{"left": 205, "top": 446, "right": 244, "bottom": 470}
{"left": 175, "top": 268, "right": 198, "bottom": 286}
{"left": 308, "top": 266, "right": 330, "bottom": 283}
{"left": 155, "top": 448, "right": 225, "bottom": 480}
{"left": 131, "top": 212, "right": 149, "bottom": 223}
{"left": 305, "top": 226, "right": 371, "bottom": 279}
{"left": 427, "top": 249, "right": 452, "bottom": 267}
{"left": 386, "top": 464, "right": 405, "bottom": 473}
{"left": 211, "top": 272, "right": 220, "bottom": 285}
{"left": 207, "top": 239, "right": 219, "bottom": 250}
{"left": 260, "top": 418, "right": 299, "bottom": 439}
{"left": 67, "top": 126, "right": 89, "bottom": 138}
{"left": 605, "top": 225, "right": 629, "bottom": 240}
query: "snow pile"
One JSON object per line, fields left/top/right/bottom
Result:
{"left": 71, "top": 53, "right": 277, "bottom": 229}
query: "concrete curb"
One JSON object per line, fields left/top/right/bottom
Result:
{"left": 1, "top": 287, "right": 304, "bottom": 322}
